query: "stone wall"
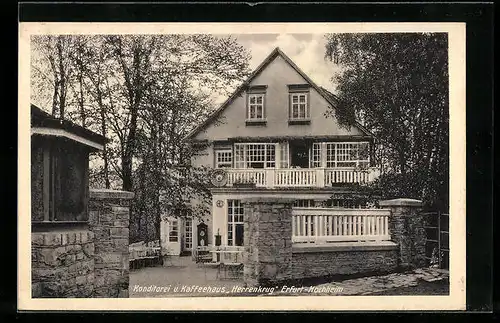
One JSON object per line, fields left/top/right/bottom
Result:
{"left": 242, "top": 197, "right": 425, "bottom": 286}
{"left": 89, "top": 189, "right": 134, "bottom": 298}
{"left": 290, "top": 244, "right": 399, "bottom": 279}
{"left": 31, "top": 188, "right": 133, "bottom": 298}
{"left": 31, "top": 230, "right": 95, "bottom": 298}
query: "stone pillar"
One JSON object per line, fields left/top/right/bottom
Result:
{"left": 242, "top": 198, "right": 294, "bottom": 287}
{"left": 89, "top": 189, "right": 134, "bottom": 298}
{"left": 379, "top": 198, "right": 426, "bottom": 269}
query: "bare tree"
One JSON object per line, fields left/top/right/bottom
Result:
{"left": 31, "top": 35, "right": 76, "bottom": 119}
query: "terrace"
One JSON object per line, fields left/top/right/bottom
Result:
{"left": 214, "top": 141, "right": 379, "bottom": 188}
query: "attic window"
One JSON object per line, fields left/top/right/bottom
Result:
{"left": 288, "top": 84, "right": 311, "bottom": 124}
{"left": 246, "top": 85, "right": 267, "bottom": 124}
{"left": 289, "top": 92, "right": 310, "bottom": 122}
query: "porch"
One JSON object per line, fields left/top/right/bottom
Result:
{"left": 226, "top": 167, "right": 380, "bottom": 188}
{"left": 214, "top": 140, "right": 379, "bottom": 188}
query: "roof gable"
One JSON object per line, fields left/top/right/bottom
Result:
{"left": 184, "top": 47, "right": 372, "bottom": 141}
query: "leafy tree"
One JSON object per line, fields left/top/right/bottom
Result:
{"left": 31, "top": 34, "right": 251, "bottom": 244}
{"left": 325, "top": 33, "right": 449, "bottom": 211}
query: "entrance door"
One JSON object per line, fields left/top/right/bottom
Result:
{"left": 183, "top": 218, "right": 193, "bottom": 251}
{"left": 227, "top": 200, "right": 244, "bottom": 246}
{"left": 290, "top": 141, "right": 310, "bottom": 168}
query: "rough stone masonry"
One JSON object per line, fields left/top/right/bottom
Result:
{"left": 31, "top": 189, "right": 133, "bottom": 298}
{"left": 88, "top": 189, "right": 134, "bottom": 298}
{"left": 31, "top": 230, "right": 95, "bottom": 298}
{"left": 241, "top": 197, "right": 426, "bottom": 286}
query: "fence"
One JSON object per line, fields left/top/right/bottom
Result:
{"left": 291, "top": 207, "right": 391, "bottom": 243}
{"left": 423, "top": 211, "right": 449, "bottom": 269}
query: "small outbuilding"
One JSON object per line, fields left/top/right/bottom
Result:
{"left": 30, "top": 104, "right": 107, "bottom": 225}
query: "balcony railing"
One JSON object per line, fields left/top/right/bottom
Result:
{"left": 291, "top": 207, "right": 391, "bottom": 243}
{"left": 225, "top": 167, "right": 380, "bottom": 188}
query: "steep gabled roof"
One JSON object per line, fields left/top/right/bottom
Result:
{"left": 184, "top": 47, "right": 372, "bottom": 141}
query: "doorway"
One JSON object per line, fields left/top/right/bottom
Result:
{"left": 289, "top": 141, "right": 310, "bottom": 168}
{"left": 183, "top": 218, "right": 193, "bottom": 251}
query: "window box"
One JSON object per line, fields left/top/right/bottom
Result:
{"left": 288, "top": 119, "right": 311, "bottom": 125}
{"left": 245, "top": 119, "right": 267, "bottom": 126}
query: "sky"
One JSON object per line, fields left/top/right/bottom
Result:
{"left": 214, "top": 33, "right": 342, "bottom": 104}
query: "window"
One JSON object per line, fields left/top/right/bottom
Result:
{"left": 289, "top": 93, "right": 309, "bottom": 120}
{"left": 215, "top": 149, "right": 232, "bottom": 168}
{"left": 234, "top": 143, "right": 276, "bottom": 169}
{"left": 247, "top": 94, "right": 265, "bottom": 120}
{"left": 311, "top": 143, "right": 322, "bottom": 168}
{"left": 184, "top": 218, "right": 193, "bottom": 250}
{"left": 279, "top": 142, "right": 289, "bottom": 168}
{"left": 169, "top": 219, "right": 179, "bottom": 242}
{"left": 227, "top": 200, "right": 244, "bottom": 246}
{"left": 326, "top": 143, "right": 337, "bottom": 168}
{"left": 307, "top": 142, "right": 371, "bottom": 168}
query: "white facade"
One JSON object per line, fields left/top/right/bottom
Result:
{"left": 165, "top": 48, "right": 378, "bottom": 255}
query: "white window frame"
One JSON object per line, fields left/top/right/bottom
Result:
{"left": 215, "top": 149, "right": 233, "bottom": 168}
{"left": 227, "top": 200, "right": 244, "bottom": 246}
{"left": 247, "top": 94, "right": 265, "bottom": 120}
{"left": 289, "top": 92, "right": 309, "bottom": 120}
{"left": 279, "top": 142, "right": 289, "bottom": 169}
{"left": 168, "top": 219, "right": 179, "bottom": 242}
{"left": 233, "top": 143, "right": 277, "bottom": 169}
{"left": 184, "top": 218, "right": 193, "bottom": 250}
{"left": 311, "top": 142, "right": 370, "bottom": 168}
{"left": 311, "top": 143, "right": 322, "bottom": 168}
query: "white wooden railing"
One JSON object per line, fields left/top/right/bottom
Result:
{"left": 325, "top": 168, "right": 379, "bottom": 184}
{"left": 227, "top": 169, "right": 267, "bottom": 187}
{"left": 274, "top": 169, "right": 318, "bottom": 187}
{"left": 291, "top": 208, "right": 391, "bottom": 243}
{"left": 225, "top": 167, "right": 379, "bottom": 188}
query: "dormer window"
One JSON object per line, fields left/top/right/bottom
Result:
{"left": 246, "top": 85, "right": 267, "bottom": 125}
{"left": 288, "top": 84, "right": 311, "bottom": 124}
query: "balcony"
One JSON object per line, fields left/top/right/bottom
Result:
{"left": 225, "top": 167, "right": 380, "bottom": 189}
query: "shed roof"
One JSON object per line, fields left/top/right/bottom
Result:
{"left": 31, "top": 104, "right": 107, "bottom": 150}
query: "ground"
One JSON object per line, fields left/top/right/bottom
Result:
{"left": 129, "top": 255, "right": 245, "bottom": 297}
{"left": 129, "top": 256, "right": 449, "bottom": 298}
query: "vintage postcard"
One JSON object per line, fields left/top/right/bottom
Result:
{"left": 18, "top": 22, "right": 466, "bottom": 311}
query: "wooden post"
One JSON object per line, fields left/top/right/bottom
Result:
{"left": 438, "top": 211, "right": 442, "bottom": 268}
{"left": 42, "top": 145, "right": 51, "bottom": 222}
{"left": 265, "top": 169, "right": 275, "bottom": 188}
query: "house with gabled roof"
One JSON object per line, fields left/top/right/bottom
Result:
{"left": 161, "top": 47, "right": 381, "bottom": 257}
